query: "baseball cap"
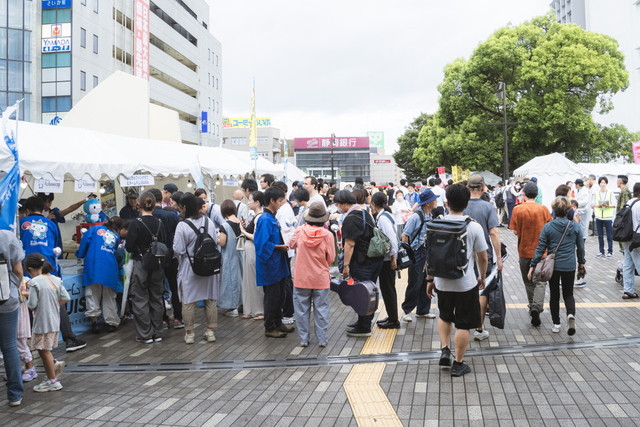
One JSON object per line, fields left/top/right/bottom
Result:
{"left": 467, "top": 174, "right": 485, "bottom": 189}
{"left": 523, "top": 182, "right": 538, "bottom": 198}
{"left": 574, "top": 178, "right": 584, "bottom": 186}
{"left": 530, "top": 177, "right": 538, "bottom": 183}
{"left": 163, "top": 183, "right": 178, "bottom": 194}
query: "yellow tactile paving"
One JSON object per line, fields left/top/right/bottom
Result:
{"left": 506, "top": 302, "right": 640, "bottom": 309}
{"left": 343, "top": 274, "right": 409, "bottom": 426}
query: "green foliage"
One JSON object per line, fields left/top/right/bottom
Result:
{"left": 393, "top": 113, "right": 432, "bottom": 181}
{"left": 414, "top": 14, "right": 631, "bottom": 175}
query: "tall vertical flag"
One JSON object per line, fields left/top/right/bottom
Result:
{"left": 0, "top": 103, "right": 21, "bottom": 230}
{"left": 248, "top": 80, "right": 258, "bottom": 168}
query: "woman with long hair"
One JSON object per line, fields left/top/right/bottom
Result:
{"left": 173, "top": 193, "right": 219, "bottom": 344}
{"left": 239, "top": 191, "right": 265, "bottom": 320}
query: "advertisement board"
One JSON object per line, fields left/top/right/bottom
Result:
{"left": 134, "top": 0, "right": 150, "bottom": 80}
{"left": 42, "top": 0, "right": 72, "bottom": 9}
{"left": 223, "top": 117, "right": 272, "bottom": 128}
{"left": 293, "top": 137, "right": 370, "bottom": 150}
{"left": 367, "top": 131, "right": 385, "bottom": 153}
{"left": 41, "top": 23, "right": 71, "bottom": 38}
{"left": 42, "top": 37, "right": 71, "bottom": 53}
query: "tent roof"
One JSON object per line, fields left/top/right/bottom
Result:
{"left": 475, "top": 170, "right": 502, "bottom": 186}
{"left": 578, "top": 162, "right": 640, "bottom": 177}
{"left": 513, "top": 153, "right": 587, "bottom": 177}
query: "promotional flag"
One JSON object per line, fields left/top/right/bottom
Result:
{"left": 0, "top": 104, "right": 20, "bottom": 230}
{"left": 633, "top": 141, "right": 640, "bottom": 165}
{"left": 248, "top": 80, "right": 258, "bottom": 162}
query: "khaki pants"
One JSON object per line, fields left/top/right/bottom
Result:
{"left": 85, "top": 284, "right": 120, "bottom": 326}
{"left": 182, "top": 300, "right": 218, "bottom": 332}
{"left": 519, "top": 257, "right": 546, "bottom": 313}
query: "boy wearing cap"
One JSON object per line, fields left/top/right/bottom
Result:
{"left": 161, "top": 183, "right": 178, "bottom": 209}
{"left": 288, "top": 202, "right": 335, "bottom": 347}
{"left": 399, "top": 189, "right": 439, "bottom": 322}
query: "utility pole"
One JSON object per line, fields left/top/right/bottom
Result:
{"left": 330, "top": 133, "right": 335, "bottom": 182}
{"left": 488, "top": 82, "right": 523, "bottom": 181}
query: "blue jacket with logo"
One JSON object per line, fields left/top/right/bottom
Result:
{"left": 20, "top": 214, "right": 62, "bottom": 276}
{"left": 254, "top": 209, "right": 290, "bottom": 286}
{"left": 75, "top": 224, "right": 122, "bottom": 292}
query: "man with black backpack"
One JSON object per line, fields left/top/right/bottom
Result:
{"left": 398, "top": 189, "right": 439, "bottom": 323}
{"left": 621, "top": 183, "right": 640, "bottom": 299}
{"left": 426, "top": 184, "right": 488, "bottom": 377}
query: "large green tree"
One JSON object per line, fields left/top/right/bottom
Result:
{"left": 414, "top": 14, "right": 630, "bottom": 175}
{"left": 393, "top": 113, "right": 432, "bottom": 181}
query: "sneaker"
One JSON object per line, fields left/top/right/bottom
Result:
{"left": 9, "top": 399, "right": 22, "bottom": 407}
{"left": 106, "top": 324, "right": 118, "bottom": 333}
{"left": 153, "top": 336, "right": 163, "bottom": 342}
{"left": 596, "top": 253, "right": 605, "bottom": 258}
{"left": 347, "top": 321, "right": 359, "bottom": 328}
{"left": 173, "top": 320, "right": 185, "bottom": 329}
{"left": 204, "top": 330, "right": 216, "bottom": 342}
{"left": 551, "top": 324, "right": 561, "bottom": 333}
{"left": 473, "top": 329, "right": 489, "bottom": 341}
{"left": 401, "top": 313, "right": 412, "bottom": 322}
{"left": 282, "top": 316, "right": 295, "bottom": 325}
{"left": 224, "top": 309, "right": 239, "bottom": 317}
{"left": 416, "top": 313, "right": 436, "bottom": 319}
{"left": 530, "top": 309, "right": 541, "bottom": 327}
{"left": 65, "top": 338, "right": 87, "bottom": 352}
{"left": 33, "top": 379, "right": 63, "bottom": 393}
{"left": 299, "top": 341, "right": 309, "bottom": 347}
{"left": 439, "top": 346, "right": 452, "bottom": 367}
{"left": 567, "top": 315, "right": 576, "bottom": 336}
{"left": 319, "top": 342, "right": 327, "bottom": 348}
{"left": 607, "top": 253, "right": 613, "bottom": 258}
{"left": 265, "top": 330, "right": 287, "bottom": 338}
{"left": 346, "top": 327, "right": 371, "bottom": 337}
{"left": 184, "top": 333, "right": 195, "bottom": 344}
{"left": 574, "top": 281, "right": 587, "bottom": 288}
{"left": 451, "top": 361, "right": 471, "bottom": 377}
{"left": 22, "top": 368, "right": 37, "bottom": 382}
{"left": 54, "top": 360, "right": 65, "bottom": 379}
{"left": 91, "top": 321, "right": 101, "bottom": 334}
{"left": 277, "top": 324, "right": 295, "bottom": 333}
{"left": 135, "top": 337, "right": 153, "bottom": 344}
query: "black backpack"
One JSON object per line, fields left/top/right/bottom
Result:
{"left": 397, "top": 210, "right": 427, "bottom": 270}
{"left": 184, "top": 219, "right": 221, "bottom": 276}
{"left": 426, "top": 217, "right": 473, "bottom": 279}
{"left": 494, "top": 190, "right": 505, "bottom": 208}
{"left": 137, "top": 218, "right": 169, "bottom": 271}
{"left": 613, "top": 199, "right": 640, "bottom": 242}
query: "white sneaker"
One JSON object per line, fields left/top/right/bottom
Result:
{"left": 204, "top": 330, "right": 216, "bottom": 342}
{"left": 282, "top": 316, "right": 295, "bottom": 325}
{"left": 416, "top": 313, "right": 436, "bottom": 319}
{"left": 473, "top": 329, "right": 489, "bottom": 341}
{"left": 224, "top": 309, "right": 239, "bottom": 317}
{"left": 184, "top": 333, "right": 195, "bottom": 344}
{"left": 567, "top": 315, "right": 576, "bottom": 336}
{"left": 552, "top": 324, "right": 561, "bottom": 333}
{"left": 33, "top": 379, "right": 63, "bottom": 393}
{"left": 401, "top": 313, "right": 412, "bottom": 322}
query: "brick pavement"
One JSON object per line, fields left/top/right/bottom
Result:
{"left": 3, "top": 228, "right": 640, "bottom": 425}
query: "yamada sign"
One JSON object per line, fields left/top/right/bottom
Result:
{"left": 42, "top": 37, "right": 71, "bottom": 52}
{"left": 294, "top": 137, "right": 370, "bottom": 150}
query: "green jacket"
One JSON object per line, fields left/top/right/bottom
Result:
{"left": 617, "top": 186, "right": 632, "bottom": 212}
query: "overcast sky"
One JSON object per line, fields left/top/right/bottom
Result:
{"left": 209, "top": 0, "right": 553, "bottom": 153}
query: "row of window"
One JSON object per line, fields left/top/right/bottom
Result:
{"left": 80, "top": 28, "right": 99, "bottom": 54}
{"left": 79, "top": 70, "right": 98, "bottom": 91}
{"left": 150, "top": 1, "right": 198, "bottom": 47}
{"left": 0, "top": 59, "right": 30, "bottom": 92}
{"left": 0, "top": 0, "right": 32, "bottom": 30}
{"left": 42, "top": 96, "right": 71, "bottom": 113}
{"left": 207, "top": 49, "right": 219, "bottom": 67}
{"left": 0, "top": 28, "right": 31, "bottom": 61}
{"left": 207, "top": 72, "right": 219, "bottom": 90}
{"left": 207, "top": 97, "right": 219, "bottom": 113}
{"left": 0, "top": 93, "right": 31, "bottom": 121}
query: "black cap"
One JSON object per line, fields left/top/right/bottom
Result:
{"left": 163, "top": 183, "right": 178, "bottom": 193}
{"left": 574, "top": 178, "right": 584, "bottom": 186}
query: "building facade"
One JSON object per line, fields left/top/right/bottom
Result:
{"left": 4, "top": 0, "right": 222, "bottom": 145}
{"left": 222, "top": 118, "right": 282, "bottom": 163}
{"left": 0, "top": 0, "right": 34, "bottom": 121}
{"left": 293, "top": 137, "right": 370, "bottom": 183}
{"left": 370, "top": 153, "right": 403, "bottom": 186}
{"left": 551, "top": 0, "right": 640, "bottom": 132}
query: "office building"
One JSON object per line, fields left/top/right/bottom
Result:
{"left": 0, "top": 0, "right": 34, "bottom": 121}
{"left": 7, "top": 0, "right": 222, "bottom": 146}
{"left": 294, "top": 136, "right": 371, "bottom": 183}
{"left": 221, "top": 117, "right": 283, "bottom": 163}
{"left": 370, "top": 154, "right": 403, "bottom": 186}
{"left": 551, "top": 0, "right": 640, "bottom": 132}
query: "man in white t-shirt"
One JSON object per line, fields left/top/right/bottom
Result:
{"left": 427, "top": 183, "right": 488, "bottom": 378}
{"left": 430, "top": 177, "right": 447, "bottom": 216}
{"left": 303, "top": 175, "right": 326, "bottom": 207}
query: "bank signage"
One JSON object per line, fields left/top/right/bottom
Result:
{"left": 293, "top": 137, "right": 370, "bottom": 150}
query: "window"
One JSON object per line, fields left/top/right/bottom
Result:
{"left": 80, "top": 28, "right": 86, "bottom": 48}
{"left": 93, "top": 75, "right": 98, "bottom": 88}
{"left": 80, "top": 71, "right": 86, "bottom": 91}
{"left": 93, "top": 34, "right": 98, "bottom": 54}
{"left": 93, "top": 0, "right": 99, "bottom": 13}
{"left": 41, "top": 52, "right": 71, "bottom": 68}
{"left": 42, "top": 96, "right": 71, "bottom": 113}
{"left": 42, "top": 8, "right": 71, "bottom": 24}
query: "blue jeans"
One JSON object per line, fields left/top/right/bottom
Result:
{"left": 0, "top": 308, "right": 24, "bottom": 403}
{"left": 595, "top": 219, "right": 613, "bottom": 255}
{"left": 622, "top": 242, "right": 640, "bottom": 294}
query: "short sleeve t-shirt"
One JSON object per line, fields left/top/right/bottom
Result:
{"left": 341, "top": 209, "right": 374, "bottom": 265}
{"left": 464, "top": 198, "right": 499, "bottom": 266}
{"left": 509, "top": 201, "right": 552, "bottom": 258}
{"left": 402, "top": 210, "right": 428, "bottom": 251}
{"left": 434, "top": 214, "right": 488, "bottom": 292}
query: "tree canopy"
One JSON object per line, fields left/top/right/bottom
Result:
{"left": 411, "top": 14, "right": 630, "bottom": 177}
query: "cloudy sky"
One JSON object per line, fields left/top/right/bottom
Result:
{"left": 209, "top": 0, "right": 553, "bottom": 153}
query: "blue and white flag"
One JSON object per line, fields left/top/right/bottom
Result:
{"left": 0, "top": 104, "right": 20, "bottom": 230}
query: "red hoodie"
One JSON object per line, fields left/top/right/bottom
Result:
{"left": 289, "top": 224, "right": 336, "bottom": 289}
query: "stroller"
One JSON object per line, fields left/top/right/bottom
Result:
{"left": 615, "top": 259, "right": 639, "bottom": 285}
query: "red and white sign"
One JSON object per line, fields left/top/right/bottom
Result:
{"left": 41, "top": 23, "right": 71, "bottom": 38}
{"left": 134, "top": 0, "right": 150, "bottom": 80}
{"left": 374, "top": 159, "right": 391, "bottom": 164}
{"left": 294, "top": 137, "right": 370, "bottom": 150}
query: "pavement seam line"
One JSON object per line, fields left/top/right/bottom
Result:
{"left": 343, "top": 276, "right": 405, "bottom": 427}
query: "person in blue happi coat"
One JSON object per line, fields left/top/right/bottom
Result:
{"left": 75, "top": 216, "right": 127, "bottom": 333}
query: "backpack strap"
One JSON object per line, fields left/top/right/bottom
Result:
{"left": 137, "top": 217, "right": 161, "bottom": 241}
{"left": 409, "top": 210, "right": 427, "bottom": 245}
{"left": 376, "top": 211, "right": 395, "bottom": 226}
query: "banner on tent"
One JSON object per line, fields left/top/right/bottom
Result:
{"left": 119, "top": 174, "right": 154, "bottom": 187}
{"left": 35, "top": 177, "right": 64, "bottom": 193}
{"left": 223, "top": 178, "right": 238, "bottom": 186}
{"left": 74, "top": 176, "right": 97, "bottom": 192}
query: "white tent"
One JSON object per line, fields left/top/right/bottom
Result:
{"left": 513, "top": 153, "right": 588, "bottom": 207}
{"left": 578, "top": 162, "right": 640, "bottom": 190}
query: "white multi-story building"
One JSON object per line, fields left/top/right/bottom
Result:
{"left": 550, "top": 0, "right": 640, "bottom": 133}
{"left": 26, "top": 0, "right": 222, "bottom": 146}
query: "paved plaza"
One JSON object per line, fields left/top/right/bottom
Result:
{"left": 3, "top": 228, "right": 640, "bottom": 426}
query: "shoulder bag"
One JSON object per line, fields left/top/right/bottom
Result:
{"left": 532, "top": 221, "right": 571, "bottom": 282}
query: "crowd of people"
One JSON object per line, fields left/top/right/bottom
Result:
{"left": 1, "top": 171, "right": 638, "bottom": 406}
